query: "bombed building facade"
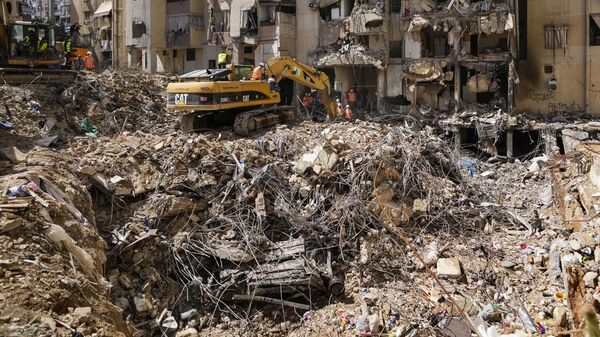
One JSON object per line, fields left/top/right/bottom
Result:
{"left": 118, "top": 0, "right": 600, "bottom": 132}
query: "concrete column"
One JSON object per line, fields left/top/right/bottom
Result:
{"left": 506, "top": 130, "right": 514, "bottom": 158}
{"left": 148, "top": 47, "right": 158, "bottom": 73}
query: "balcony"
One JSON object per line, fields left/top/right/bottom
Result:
{"left": 166, "top": 0, "right": 190, "bottom": 15}
{"left": 166, "top": 14, "right": 205, "bottom": 48}
{"left": 259, "top": 24, "right": 276, "bottom": 41}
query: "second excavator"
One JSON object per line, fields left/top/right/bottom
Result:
{"left": 166, "top": 56, "right": 338, "bottom": 135}
{"left": 0, "top": 0, "right": 77, "bottom": 84}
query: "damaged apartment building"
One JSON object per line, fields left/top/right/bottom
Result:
{"left": 120, "top": 0, "right": 600, "bottom": 159}
{"left": 201, "top": 0, "right": 515, "bottom": 114}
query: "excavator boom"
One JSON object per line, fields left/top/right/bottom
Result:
{"left": 265, "top": 57, "right": 338, "bottom": 120}
{"left": 166, "top": 56, "right": 338, "bottom": 135}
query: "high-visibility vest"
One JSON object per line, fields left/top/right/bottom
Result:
{"left": 251, "top": 66, "right": 263, "bottom": 80}
{"left": 83, "top": 55, "right": 94, "bottom": 69}
{"left": 344, "top": 106, "right": 352, "bottom": 120}
{"left": 348, "top": 91, "right": 357, "bottom": 103}
{"left": 218, "top": 52, "right": 227, "bottom": 64}
{"left": 37, "top": 40, "right": 48, "bottom": 53}
{"left": 24, "top": 36, "right": 30, "bottom": 45}
{"left": 65, "top": 40, "right": 72, "bottom": 53}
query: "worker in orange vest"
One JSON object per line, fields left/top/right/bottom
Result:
{"left": 251, "top": 63, "right": 265, "bottom": 80}
{"left": 344, "top": 105, "right": 353, "bottom": 121}
{"left": 348, "top": 89, "right": 357, "bottom": 109}
{"left": 83, "top": 51, "right": 95, "bottom": 71}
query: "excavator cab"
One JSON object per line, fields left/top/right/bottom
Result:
{"left": 7, "top": 22, "right": 60, "bottom": 64}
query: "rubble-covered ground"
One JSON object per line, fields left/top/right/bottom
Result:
{"left": 1, "top": 70, "right": 600, "bottom": 337}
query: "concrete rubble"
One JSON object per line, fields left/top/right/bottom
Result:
{"left": 1, "top": 70, "right": 600, "bottom": 337}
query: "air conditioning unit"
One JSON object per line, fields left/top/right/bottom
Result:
{"left": 548, "top": 78, "right": 558, "bottom": 91}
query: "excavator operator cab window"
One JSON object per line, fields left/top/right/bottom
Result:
{"left": 9, "top": 25, "right": 54, "bottom": 57}
{"left": 233, "top": 65, "right": 252, "bottom": 81}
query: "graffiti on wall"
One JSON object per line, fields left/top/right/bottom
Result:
{"left": 547, "top": 102, "right": 583, "bottom": 113}
{"left": 527, "top": 90, "right": 553, "bottom": 103}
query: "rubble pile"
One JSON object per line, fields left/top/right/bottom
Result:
{"left": 2, "top": 71, "right": 600, "bottom": 337}
{"left": 0, "top": 149, "right": 134, "bottom": 336}
{"left": 66, "top": 70, "right": 175, "bottom": 135}
{"left": 51, "top": 120, "right": 557, "bottom": 336}
{"left": 0, "top": 70, "right": 174, "bottom": 150}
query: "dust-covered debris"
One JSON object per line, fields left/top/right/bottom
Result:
{"left": 1, "top": 69, "right": 600, "bottom": 337}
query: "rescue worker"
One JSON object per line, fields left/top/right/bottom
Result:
{"left": 65, "top": 38, "right": 72, "bottom": 54}
{"left": 267, "top": 75, "right": 277, "bottom": 90}
{"left": 251, "top": 62, "right": 265, "bottom": 80}
{"left": 347, "top": 89, "right": 357, "bottom": 109}
{"left": 336, "top": 98, "right": 343, "bottom": 119}
{"left": 23, "top": 29, "right": 37, "bottom": 56}
{"left": 344, "top": 105, "right": 353, "bottom": 121}
{"left": 83, "top": 51, "right": 95, "bottom": 71}
{"left": 302, "top": 92, "right": 313, "bottom": 109}
{"left": 37, "top": 37, "right": 48, "bottom": 55}
{"left": 217, "top": 50, "right": 227, "bottom": 69}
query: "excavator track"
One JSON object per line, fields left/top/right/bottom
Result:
{"left": 233, "top": 105, "right": 296, "bottom": 136}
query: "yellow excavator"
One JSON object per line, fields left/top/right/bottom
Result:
{"left": 0, "top": 0, "right": 77, "bottom": 84}
{"left": 166, "top": 56, "right": 338, "bottom": 135}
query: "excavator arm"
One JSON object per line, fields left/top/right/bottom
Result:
{"left": 264, "top": 56, "right": 338, "bottom": 120}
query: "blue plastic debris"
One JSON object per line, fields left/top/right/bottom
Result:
{"left": 0, "top": 121, "right": 13, "bottom": 129}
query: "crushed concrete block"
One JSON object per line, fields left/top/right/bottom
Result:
{"left": 437, "top": 257, "right": 462, "bottom": 278}
{"left": 562, "top": 129, "right": 589, "bottom": 153}
{"left": 0, "top": 146, "right": 27, "bottom": 163}
{"left": 176, "top": 328, "right": 199, "bottom": 337}
{"left": 73, "top": 307, "right": 92, "bottom": 317}
{"left": 439, "top": 317, "right": 470, "bottom": 337}
{"left": 413, "top": 199, "right": 428, "bottom": 213}
{"left": 583, "top": 272, "right": 598, "bottom": 288}
{"left": 553, "top": 306, "right": 568, "bottom": 328}
{"left": 569, "top": 232, "right": 596, "bottom": 250}
{"left": 134, "top": 295, "right": 149, "bottom": 313}
{"left": 421, "top": 241, "right": 439, "bottom": 267}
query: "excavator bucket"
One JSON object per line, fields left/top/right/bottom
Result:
{"left": 0, "top": 68, "right": 78, "bottom": 85}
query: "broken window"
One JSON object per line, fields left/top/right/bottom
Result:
{"left": 132, "top": 20, "right": 145, "bottom": 38}
{"left": 186, "top": 48, "right": 195, "bottom": 61}
{"left": 240, "top": 7, "right": 258, "bottom": 34}
{"left": 544, "top": 24, "right": 568, "bottom": 49}
{"left": 389, "top": 0, "right": 401, "bottom": 13}
{"left": 260, "top": 5, "right": 276, "bottom": 26}
{"left": 422, "top": 27, "right": 449, "bottom": 58}
{"left": 319, "top": 3, "right": 341, "bottom": 21}
{"left": 591, "top": 14, "right": 600, "bottom": 46}
{"left": 389, "top": 40, "right": 402, "bottom": 58}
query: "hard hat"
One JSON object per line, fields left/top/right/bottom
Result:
{"left": 86, "top": 51, "right": 92, "bottom": 55}
{"left": 346, "top": 105, "right": 350, "bottom": 107}
{"left": 259, "top": 63, "right": 264, "bottom": 67}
